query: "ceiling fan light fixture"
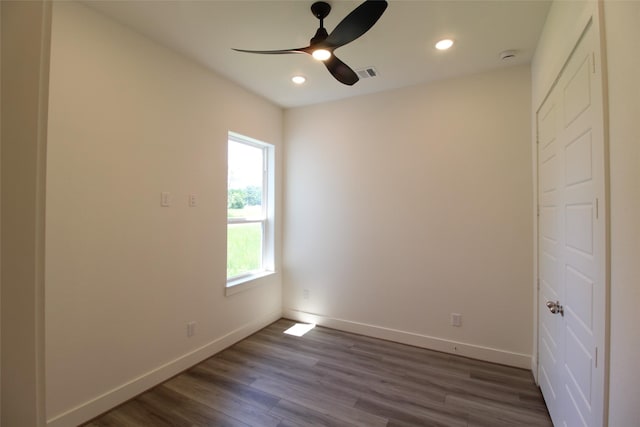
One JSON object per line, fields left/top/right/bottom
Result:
{"left": 311, "top": 48, "right": 332, "bottom": 61}
{"left": 435, "top": 39, "right": 454, "bottom": 50}
{"left": 232, "top": 0, "right": 388, "bottom": 85}
{"left": 291, "top": 75, "right": 307, "bottom": 84}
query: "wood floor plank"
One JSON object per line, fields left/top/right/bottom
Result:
{"left": 233, "top": 338, "right": 320, "bottom": 367}
{"left": 215, "top": 348, "right": 364, "bottom": 406}
{"left": 162, "top": 371, "right": 282, "bottom": 427}
{"left": 445, "top": 393, "right": 553, "bottom": 426}
{"left": 315, "top": 358, "right": 449, "bottom": 407}
{"left": 354, "top": 396, "right": 467, "bottom": 427}
{"left": 83, "top": 319, "right": 552, "bottom": 426}
{"left": 251, "top": 377, "right": 388, "bottom": 427}
{"left": 199, "top": 356, "right": 263, "bottom": 387}
{"left": 83, "top": 399, "right": 179, "bottom": 427}
{"left": 188, "top": 364, "right": 281, "bottom": 410}
{"left": 269, "top": 398, "right": 361, "bottom": 427}
{"left": 138, "top": 384, "right": 251, "bottom": 427}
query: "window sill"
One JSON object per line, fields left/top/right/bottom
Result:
{"left": 225, "top": 270, "right": 275, "bottom": 296}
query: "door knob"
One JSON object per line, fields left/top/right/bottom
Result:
{"left": 546, "top": 300, "right": 564, "bottom": 316}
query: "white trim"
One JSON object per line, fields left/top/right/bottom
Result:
{"left": 46, "top": 311, "right": 282, "bottom": 427}
{"left": 283, "top": 309, "right": 532, "bottom": 369}
{"left": 226, "top": 132, "right": 275, "bottom": 283}
{"left": 1, "top": 2, "right": 52, "bottom": 424}
{"left": 228, "top": 217, "right": 264, "bottom": 224}
{"left": 228, "top": 130, "right": 268, "bottom": 149}
{"left": 225, "top": 270, "right": 276, "bottom": 296}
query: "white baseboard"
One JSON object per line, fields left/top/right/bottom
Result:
{"left": 283, "top": 309, "right": 532, "bottom": 369}
{"left": 47, "top": 310, "right": 281, "bottom": 427}
{"left": 531, "top": 354, "right": 539, "bottom": 384}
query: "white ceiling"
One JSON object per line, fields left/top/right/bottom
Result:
{"left": 82, "top": 0, "right": 551, "bottom": 109}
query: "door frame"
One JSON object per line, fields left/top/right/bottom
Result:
{"left": 532, "top": 3, "right": 610, "bottom": 426}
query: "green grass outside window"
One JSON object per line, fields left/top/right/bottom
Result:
{"left": 227, "top": 223, "right": 262, "bottom": 278}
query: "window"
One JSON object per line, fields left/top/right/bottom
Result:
{"left": 227, "top": 132, "right": 274, "bottom": 288}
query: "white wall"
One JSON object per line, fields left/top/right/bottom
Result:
{"left": 532, "top": 0, "right": 640, "bottom": 424}
{"left": 284, "top": 65, "right": 533, "bottom": 367}
{"left": 1, "top": 1, "right": 51, "bottom": 425}
{"left": 1, "top": 4, "right": 3, "bottom": 421}
{"left": 602, "top": 1, "right": 640, "bottom": 425}
{"left": 45, "top": 3, "right": 283, "bottom": 425}
{"left": 531, "top": 0, "right": 593, "bottom": 109}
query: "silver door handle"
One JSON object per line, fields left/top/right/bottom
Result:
{"left": 546, "top": 300, "right": 564, "bottom": 316}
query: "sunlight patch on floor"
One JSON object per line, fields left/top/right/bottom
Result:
{"left": 283, "top": 323, "right": 316, "bottom": 337}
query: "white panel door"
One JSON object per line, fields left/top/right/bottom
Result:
{"left": 538, "top": 86, "right": 563, "bottom": 422}
{"left": 537, "top": 19, "right": 607, "bottom": 427}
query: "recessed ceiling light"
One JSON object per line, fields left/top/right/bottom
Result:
{"left": 291, "top": 75, "right": 306, "bottom": 85}
{"left": 435, "top": 39, "right": 454, "bottom": 50}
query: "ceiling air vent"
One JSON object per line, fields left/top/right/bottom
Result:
{"left": 356, "top": 67, "right": 378, "bottom": 79}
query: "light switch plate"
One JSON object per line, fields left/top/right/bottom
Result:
{"left": 161, "top": 192, "right": 171, "bottom": 207}
{"left": 451, "top": 313, "right": 462, "bottom": 327}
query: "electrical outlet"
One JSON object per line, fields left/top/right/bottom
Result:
{"left": 186, "top": 321, "right": 196, "bottom": 337}
{"left": 303, "top": 289, "right": 310, "bottom": 300}
{"left": 189, "top": 193, "right": 197, "bottom": 207}
{"left": 451, "top": 313, "right": 462, "bottom": 327}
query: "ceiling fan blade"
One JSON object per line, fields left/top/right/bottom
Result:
{"left": 232, "top": 47, "right": 309, "bottom": 55}
{"left": 324, "top": 55, "right": 359, "bottom": 86}
{"left": 325, "top": 0, "right": 388, "bottom": 48}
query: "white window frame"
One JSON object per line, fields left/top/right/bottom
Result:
{"left": 226, "top": 132, "right": 275, "bottom": 294}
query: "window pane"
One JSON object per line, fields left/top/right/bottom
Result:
{"left": 228, "top": 140, "right": 264, "bottom": 219}
{"left": 227, "top": 222, "right": 263, "bottom": 278}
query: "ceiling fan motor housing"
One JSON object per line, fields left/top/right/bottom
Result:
{"left": 311, "top": 2, "right": 331, "bottom": 20}
{"left": 311, "top": 1, "right": 331, "bottom": 45}
{"left": 311, "top": 27, "right": 329, "bottom": 45}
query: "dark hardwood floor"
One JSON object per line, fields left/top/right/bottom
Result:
{"left": 84, "top": 319, "right": 552, "bottom": 426}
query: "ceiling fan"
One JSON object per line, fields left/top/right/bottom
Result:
{"left": 232, "top": 0, "right": 388, "bottom": 86}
